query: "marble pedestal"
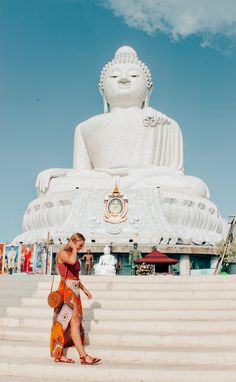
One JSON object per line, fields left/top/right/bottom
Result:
{"left": 14, "top": 180, "right": 227, "bottom": 246}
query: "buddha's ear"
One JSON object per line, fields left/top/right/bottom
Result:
{"left": 103, "top": 96, "right": 109, "bottom": 113}
{"left": 99, "top": 85, "right": 109, "bottom": 113}
{"left": 144, "top": 85, "right": 153, "bottom": 108}
{"left": 98, "top": 84, "right": 103, "bottom": 97}
{"left": 149, "top": 84, "right": 153, "bottom": 97}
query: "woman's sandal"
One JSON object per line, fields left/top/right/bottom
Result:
{"left": 54, "top": 356, "right": 75, "bottom": 363}
{"left": 80, "top": 353, "right": 101, "bottom": 365}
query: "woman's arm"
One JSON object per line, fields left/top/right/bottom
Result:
{"left": 79, "top": 280, "right": 93, "bottom": 299}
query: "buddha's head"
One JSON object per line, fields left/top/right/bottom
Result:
{"left": 99, "top": 46, "right": 153, "bottom": 111}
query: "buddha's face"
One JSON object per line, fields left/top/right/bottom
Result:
{"left": 103, "top": 63, "right": 148, "bottom": 109}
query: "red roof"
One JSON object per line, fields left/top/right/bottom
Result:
{"left": 134, "top": 250, "right": 178, "bottom": 264}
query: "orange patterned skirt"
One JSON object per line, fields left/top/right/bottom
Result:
{"left": 50, "top": 279, "right": 85, "bottom": 359}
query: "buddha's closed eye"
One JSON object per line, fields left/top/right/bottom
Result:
{"left": 129, "top": 72, "right": 140, "bottom": 78}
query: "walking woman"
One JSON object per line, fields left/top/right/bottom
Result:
{"left": 50, "top": 232, "right": 101, "bottom": 365}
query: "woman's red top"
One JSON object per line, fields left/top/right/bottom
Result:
{"left": 57, "top": 260, "right": 81, "bottom": 280}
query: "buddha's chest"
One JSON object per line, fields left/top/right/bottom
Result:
{"left": 83, "top": 113, "right": 155, "bottom": 167}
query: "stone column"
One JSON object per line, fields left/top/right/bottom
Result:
{"left": 210, "top": 255, "right": 219, "bottom": 270}
{"left": 179, "top": 255, "right": 191, "bottom": 276}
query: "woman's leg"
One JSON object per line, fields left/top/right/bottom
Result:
{"left": 70, "top": 299, "right": 100, "bottom": 363}
{"left": 70, "top": 300, "right": 86, "bottom": 358}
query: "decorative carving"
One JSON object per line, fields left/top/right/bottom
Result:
{"left": 44, "top": 202, "right": 54, "bottom": 208}
{"left": 104, "top": 183, "right": 128, "bottom": 224}
{"left": 136, "top": 263, "right": 154, "bottom": 275}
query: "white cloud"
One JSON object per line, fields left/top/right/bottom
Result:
{"left": 102, "top": 0, "right": 236, "bottom": 46}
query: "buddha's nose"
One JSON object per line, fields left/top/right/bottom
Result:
{"left": 118, "top": 76, "right": 130, "bottom": 84}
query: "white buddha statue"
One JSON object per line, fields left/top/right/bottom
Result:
{"left": 94, "top": 245, "right": 117, "bottom": 276}
{"left": 14, "top": 46, "right": 226, "bottom": 246}
{"left": 35, "top": 46, "right": 208, "bottom": 198}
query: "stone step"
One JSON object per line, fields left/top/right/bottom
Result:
{"left": 0, "top": 356, "right": 236, "bottom": 382}
{"left": 36, "top": 281, "right": 236, "bottom": 291}
{"left": 0, "top": 289, "right": 35, "bottom": 298}
{"left": 0, "top": 275, "right": 50, "bottom": 281}
{"left": 0, "top": 298, "right": 23, "bottom": 307}
{"left": 0, "top": 282, "right": 39, "bottom": 289}
{"left": 2, "top": 274, "right": 236, "bottom": 285}
{"left": 2, "top": 276, "right": 236, "bottom": 291}
{"left": 34, "top": 289, "right": 236, "bottom": 299}
{"left": 1, "top": 275, "right": 236, "bottom": 382}
{"left": 0, "top": 377, "right": 64, "bottom": 382}
{"left": 21, "top": 296, "right": 236, "bottom": 310}
{"left": 46, "top": 274, "right": 236, "bottom": 283}
{"left": 1, "top": 316, "right": 236, "bottom": 333}
{"left": 0, "top": 327, "right": 49, "bottom": 341}
{"left": 1, "top": 327, "right": 236, "bottom": 350}
{"left": 84, "top": 332, "right": 236, "bottom": 350}
{"left": 0, "top": 281, "right": 37, "bottom": 290}
{"left": 0, "top": 307, "right": 6, "bottom": 315}
{"left": 6, "top": 306, "right": 236, "bottom": 321}
{"left": 1, "top": 340, "right": 236, "bottom": 367}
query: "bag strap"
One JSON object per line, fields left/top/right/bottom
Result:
{"left": 50, "top": 254, "right": 68, "bottom": 294}
{"left": 50, "top": 255, "right": 58, "bottom": 294}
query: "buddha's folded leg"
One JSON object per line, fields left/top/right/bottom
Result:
{"left": 120, "top": 172, "right": 209, "bottom": 199}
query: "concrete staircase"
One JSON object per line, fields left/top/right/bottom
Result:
{"left": 0, "top": 274, "right": 236, "bottom": 382}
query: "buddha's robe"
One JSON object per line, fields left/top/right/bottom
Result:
{"left": 73, "top": 107, "right": 183, "bottom": 172}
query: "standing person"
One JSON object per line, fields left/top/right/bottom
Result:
{"left": 81, "top": 250, "right": 94, "bottom": 275}
{"left": 128, "top": 243, "right": 142, "bottom": 275}
{"left": 50, "top": 233, "right": 101, "bottom": 365}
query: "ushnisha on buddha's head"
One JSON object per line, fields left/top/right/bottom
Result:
{"left": 99, "top": 46, "right": 153, "bottom": 111}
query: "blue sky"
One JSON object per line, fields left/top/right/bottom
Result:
{"left": 0, "top": 0, "right": 236, "bottom": 242}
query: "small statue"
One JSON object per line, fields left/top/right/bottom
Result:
{"left": 128, "top": 243, "right": 142, "bottom": 275}
{"left": 115, "top": 260, "right": 122, "bottom": 275}
{"left": 81, "top": 249, "right": 94, "bottom": 275}
{"left": 94, "top": 245, "right": 117, "bottom": 276}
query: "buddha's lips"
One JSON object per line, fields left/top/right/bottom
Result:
{"left": 118, "top": 84, "right": 132, "bottom": 89}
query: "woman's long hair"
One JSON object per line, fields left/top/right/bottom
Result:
{"left": 64, "top": 233, "right": 85, "bottom": 251}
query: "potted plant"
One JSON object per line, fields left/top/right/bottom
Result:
{"left": 216, "top": 239, "right": 236, "bottom": 274}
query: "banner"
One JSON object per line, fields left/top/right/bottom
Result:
{"left": 35, "top": 245, "right": 47, "bottom": 274}
{"left": 5, "top": 245, "right": 20, "bottom": 274}
{"left": 0, "top": 243, "right": 5, "bottom": 274}
{"left": 20, "top": 244, "right": 34, "bottom": 273}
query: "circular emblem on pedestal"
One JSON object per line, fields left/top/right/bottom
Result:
{"left": 104, "top": 183, "right": 128, "bottom": 224}
{"left": 108, "top": 197, "right": 123, "bottom": 215}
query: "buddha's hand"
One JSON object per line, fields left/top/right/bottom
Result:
{"left": 35, "top": 168, "right": 69, "bottom": 194}
{"left": 94, "top": 167, "right": 129, "bottom": 176}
